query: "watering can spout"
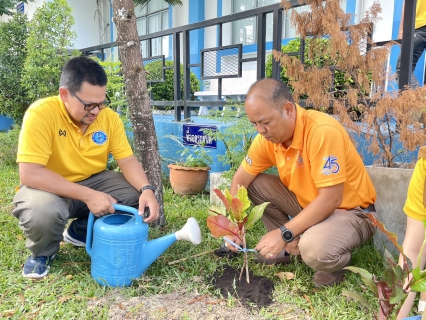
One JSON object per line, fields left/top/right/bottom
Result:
{"left": 141, "top": 217, "right": 202, "bottom": 273}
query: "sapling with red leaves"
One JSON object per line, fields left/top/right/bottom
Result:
{"left": 206, "top": 186, "right": 269, "bottom": 283}
{"left": 345, "top": 214, "right": 426, "bottom": 319}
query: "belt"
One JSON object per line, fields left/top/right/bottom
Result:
{"left": 361, "top": 203, "right": 376, "bottom": 213}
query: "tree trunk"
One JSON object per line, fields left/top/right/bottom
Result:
{"left": 111, "top": 0, "right": 165, "bottom": 227}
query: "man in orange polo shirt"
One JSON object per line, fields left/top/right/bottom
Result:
{"left": 228, "top": 78, "right": 376, "bottom": 287}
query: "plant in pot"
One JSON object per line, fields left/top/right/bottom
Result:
{"left": 166, "top": 135, "right": 213, "bottom": 195}
{"left": 206, "top": 186, "right": 269, "bottom": 283}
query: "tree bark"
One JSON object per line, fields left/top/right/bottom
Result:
{"left": 111, "top": 0, "right": 165, "bottom": 227}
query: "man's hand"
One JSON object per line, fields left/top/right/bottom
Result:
{"left": 85, "top": 190, "right": 117, "bottom": 217}
{"left": 223, "top": 235, "right": 244, "bottom": 252}
{"left": 138, "top": 189, "right": 160, "bottom": 223}
{"left": 255, "top": 229, "right": 288, "bottom": 259}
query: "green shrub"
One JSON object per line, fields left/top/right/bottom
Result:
{"left": 0, "top": 126, "right": 20, "bottom": 167}
{"left": 144, "top": 60, "right": 200, "bottom": 108}
{"left": 202, "top": 102, "right": 257, "bottom": 178}
{"left": 97, "top": 58, "right": 127, "bottom": 114}
{"left": 21, "top": 0, "right": 80, "bottom": 102}
{"left": 0, "top": 13, "right": 29, "bottom": 124}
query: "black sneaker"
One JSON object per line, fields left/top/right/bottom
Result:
{"left": 63, "top": 220, "right": 86, "bottom": 247}
{"left": 22, "top": 255, "right": 55, "bottom": 279}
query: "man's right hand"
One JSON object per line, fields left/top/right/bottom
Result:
{"left": 85, "top": 190, "right": 117, "bottom": 217}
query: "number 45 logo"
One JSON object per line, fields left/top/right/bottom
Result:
{"left": 322, "top": 155, "right": 340, "bottom": 175}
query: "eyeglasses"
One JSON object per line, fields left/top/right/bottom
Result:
{"left": 67, "top": 87, "right": 110, "bottom": 111}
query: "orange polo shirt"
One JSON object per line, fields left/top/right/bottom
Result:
{"left": 17, "top": 95, "right": 133, "bottom": 182}
{"left": 241, "top": 104, "right": 376, "bottom": 209}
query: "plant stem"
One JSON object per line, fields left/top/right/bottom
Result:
{"left": 243, "top": 232, "right": 250, "bottom": 283}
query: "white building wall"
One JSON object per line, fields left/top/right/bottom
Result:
{"left": 68, "top": 0, "right": 110, "bottom": 49}
{"left": 356, "top": 0, "right": 395, "bottom": 42}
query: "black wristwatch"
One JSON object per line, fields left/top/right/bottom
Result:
{"left": 140, "top": 185, "right": 156, "bottom": 194}
{"left": 280, "top": 225, "right": 294, "bottom": 242}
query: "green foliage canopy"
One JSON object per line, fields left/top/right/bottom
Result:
{"left": 21, "top": 0, "right": 80, "bottom": 102}
{"left": 144, "top": 60, "right": 200, "bottom": 107}
{"left": 0, "top": 13, "right": 29, "bottom": 123}
{"left": 0, "top": 0, "right": 34, "bottom": 16}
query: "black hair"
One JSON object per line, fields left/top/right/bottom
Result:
{"left": 59, "top": 56, "right": 107, "bottom": 92}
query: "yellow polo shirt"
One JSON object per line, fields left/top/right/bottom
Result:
{"left": 404, "top": 146, "right": 426, "bottom": 220}
{"left": 416, "top": 0, "right": 426, "bottom": 29}
{"left": 17, "top": 95, "right": 133, "bottom": 182}
{"left": 241, "top": 104, "right": 376, "bottom": 209}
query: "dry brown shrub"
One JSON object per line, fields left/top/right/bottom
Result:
{"left": 279, "top": 0, "right": 426, "bottom": 167}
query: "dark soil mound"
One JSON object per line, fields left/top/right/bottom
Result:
{"left": 211, "top": 265, "right": 274, "bottom": 309}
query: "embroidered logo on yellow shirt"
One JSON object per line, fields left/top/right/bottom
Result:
{"left": 322, "top": 155, "right": 340, "bottom": 175}
{"left": 92, "top": 131, "right": 107, "bottom": 145}
{"left": 59, "top": 129, "right": 66, "bottom": 137}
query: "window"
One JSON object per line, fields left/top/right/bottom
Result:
{"left": 232, "top": 0, "right": 347, "bottom": 44}
{"left": 136, "top": 1, "right": 169, "bottom": 57}
{"left": 232, "top": 0, "right": 280, "bottom": 45}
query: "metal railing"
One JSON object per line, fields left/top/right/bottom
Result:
{"left": 79, "top": 0, "right": 416, "bottom": 122}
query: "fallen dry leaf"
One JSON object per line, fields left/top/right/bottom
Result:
{"left": 275, "top": 272, "right": 295, "bottom": 280}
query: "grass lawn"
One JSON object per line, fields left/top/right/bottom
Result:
{"left": 0, "top": 162, "right": 390, "bottom": 319}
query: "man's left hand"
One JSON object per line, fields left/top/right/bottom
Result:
{"left": 138, "top": 190, "right": 160, "bottom": 223}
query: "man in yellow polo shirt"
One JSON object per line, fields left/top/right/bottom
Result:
{"left": 227, "top": 78, "right": 376, "bottom": 287}
{"left": 396, "top": 145, "right": 426, "bottom": 319}
{"left": 12, "top": 56, "right": 159, "bottom": 279}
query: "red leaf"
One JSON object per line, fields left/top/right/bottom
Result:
{"left": 206, "top": 215, "right": 238, "bottom": 238}
{"left": 231, "top": 198, "right": 243, "bottom": 221}
{"left": 375, "top": 277, "right": 394, "bottom": 319}
{"left": 367, "top": 214, "right": 405, "bottom": 256}
{"left": 213, "top": 189, "right": 230, "bottom": 210}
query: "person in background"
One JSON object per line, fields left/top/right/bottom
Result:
{"left": 13, "top": 56, "right": 159, "bottom": 279}
{"left": 397, "top": 146, "right": 426, "bottom": 319}
{"left": 225, "top": 78, "right": 376, "bottom": 287}
{"left": 397, "top": 0, "right": 426, "bottom": 88}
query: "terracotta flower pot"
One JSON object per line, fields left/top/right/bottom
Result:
{"left": 168, "top": 164, "right": 211, "bottom": 195}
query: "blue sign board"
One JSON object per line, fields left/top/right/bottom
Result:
{"left": 17, "top": 2, "right": 24, "bottom": 13}
{"left": 183, "top": 124, "right": 217, "bottom": 148}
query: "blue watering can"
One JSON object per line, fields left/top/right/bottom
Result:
{"left": 86, "top": 203, "right": 201, "bottom": 287}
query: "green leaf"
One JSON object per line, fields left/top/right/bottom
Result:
{"left": 410, "top": 267, "right": 426, "bottom": 292}
{"left": 236, "top": 186, "right": 251, "bottom": 213}
{"left": 345, "top": 266, "right": 378, "bottom": 297}
{"left": 245, "top": 202, "right": 269, "bottom": 230}
{"left": 341, "top": 289, "right": 371, "bottom": 308}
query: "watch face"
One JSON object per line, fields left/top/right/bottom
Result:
{"left": 282, "top": 230, "right": 293, "bottom": 241}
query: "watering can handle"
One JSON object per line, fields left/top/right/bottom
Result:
{"left": 86, "top": 204, "right": 143, "bottom": 257}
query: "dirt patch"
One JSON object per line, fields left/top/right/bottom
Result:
{"left": 87, "top": 274, "right": 310, "bottom": 320}
{"left": 89, "top": 290, "right": 265, "bottom": 320}
{"left": 211, "top": 265, "right": 274, "bottom": 309}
